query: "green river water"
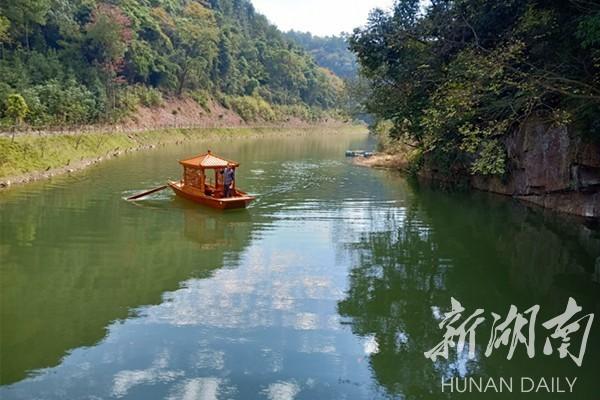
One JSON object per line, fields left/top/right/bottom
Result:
{"left": 0, "top": 129, "right": 599, "bottom": 399}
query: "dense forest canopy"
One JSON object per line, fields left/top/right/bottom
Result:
{"left": 350, "top": 0, "right": 600, "bottom": 176}
{"left": 0, "top": 0, "right": 345, "bottom": 127}
{"left": 285, "top": 31, "right": 358, "bottom": 79}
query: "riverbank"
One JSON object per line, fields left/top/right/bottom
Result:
{"left": 354, "top": 151, "right": 600, "bottom": 219}
{"left": 352, "top": 152, "right": 409, "bottom": 170}
{"left": 355, "top": 114, "right": 600, "bottom": 219}
{"left": 0, "top": 124, "right": 365, "bottom": 188}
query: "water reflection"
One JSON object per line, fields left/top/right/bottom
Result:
{"left": 1, "top": 130, "right": 380, "bottom": 399}
{"left": 1, "top": 201, "right": 383, "bottom": 399}
{"left": 338, "top": 178, "right": 600, "bottom": 399}
{"left": 0, "top": 196, "right": 262, "bottom": 385}
{"left": 1, "top": 131, "right": 598, "bottom": 399}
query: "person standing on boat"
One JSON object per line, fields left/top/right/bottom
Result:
{"left": 223, "top": 163, "right": 235, "bottom": 197}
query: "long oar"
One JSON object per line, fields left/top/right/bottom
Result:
{"left": 127, "top": 184, "right": 168, "bottom": 201}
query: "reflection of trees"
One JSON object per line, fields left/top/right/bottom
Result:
{"left": 0, "top": 200, "right": 260, "bottom": 385}
{"left": 338, "top": 183, "right": 600, "bottom": 399}
{"left": 338, "top": 204, "right": 458, "bottom": 399}
{"left": 0, "top": 129, "right": 368, "bottom": 386}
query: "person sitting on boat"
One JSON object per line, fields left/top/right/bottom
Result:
{"left": 222, "top": 163, "right": 235, "bottom": 197}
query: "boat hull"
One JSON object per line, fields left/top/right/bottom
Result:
{"left": 168, "top": 181, "right": 255, "bottom": 210}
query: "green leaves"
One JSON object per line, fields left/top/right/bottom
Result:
{"left": 470, "top": 140, "right": 506, "bottom": 176}
{"left": 285, "top": 31, "right": 358, "bottom": 79}
{"left": 577, "top": 12, "right": 600, "bottom": 49}
{"left": 0, "top": 0, "right": 345, "bottom": 127}
{"left": 227, "top": 95, "right": 275, "bottom": 122}
{"left": 0, "top": 15, "right": 10, "bottom": 43}
{"left": 5, "top": 93, "right": 29, "bottom": 126}
{"left": 351, "top": 0, "right": 600, "bottom": 177}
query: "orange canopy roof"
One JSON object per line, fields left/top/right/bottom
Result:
{"left": 179, "top": 151, "right": 239, "bottom": 169}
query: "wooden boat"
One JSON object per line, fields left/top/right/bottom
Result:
{"left": 168, "top": 151, "right": 255, "bottom": 210}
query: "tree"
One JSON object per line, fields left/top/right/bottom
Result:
{"left": 216, "top": 34, "right": 233, "bottom": 91}
{"left": 0, "top": 15, "right": 9, "bottom": 43}
{"left": 5, "top": 93, "right": 29, "bottom": 140}
{"left": 285, "top": 30, "right": 358, "bottom": 79}
{"left": 244, "top": 78, "right": 259, "bottom": 95}
{"left": 0, "top": 0, "right": 345, "bottom": 128}
{"left": 0, "top": 14, "right": 9, "bottom": 60}
{"left": 350, "top": 0, "right": 600, "bottom": 177}
{"left": 0, "top": 0, "right": 51, "bottom": 50}
{"left": 85, "top": 4, "right": 133, "bottom": 117}
{"left": 170, "top": 3, "right": 218, "bottom": 96}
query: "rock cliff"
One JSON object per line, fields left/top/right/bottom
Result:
{"left": 471, "top": 120, "right": 600, "bottom": 218}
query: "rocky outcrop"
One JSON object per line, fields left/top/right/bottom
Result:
{"left": 471, "top": 119, "right": 600, "bottom": 218}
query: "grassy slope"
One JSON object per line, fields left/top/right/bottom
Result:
{"left": 0, "top": 126, "right": 365, "bottom": 179}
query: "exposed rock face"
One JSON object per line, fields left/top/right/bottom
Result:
{"left": 471, "top": 120, "right": 600, "bottom": 218}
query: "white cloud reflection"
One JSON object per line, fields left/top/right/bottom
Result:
{"left": 167, "top": 378, "right": 222, "bottom": 400}
{"left": 112, "top": 351, "right": 183, "bottom": 398}
{"left": 263, "top": 381, "right": 301, "bottom": 400}
{"left": 363, "top": 335, "right": 380, "bottom": 355}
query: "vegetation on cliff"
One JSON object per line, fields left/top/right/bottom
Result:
{"left": 0, "top": 0, "right": 345, "bottom": 128}
{"left": 285, "top": 31, "right": 358, "bottom": 79}
{"left": 350, "top": 0, "right": 600, "bottom": 177}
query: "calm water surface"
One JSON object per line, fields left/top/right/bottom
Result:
{"left": 0, "top": 129, "right": 599, "bottom": 399}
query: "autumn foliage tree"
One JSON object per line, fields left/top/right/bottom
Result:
{"left": 85, "top": 4, "right": 132, "bottom": 118}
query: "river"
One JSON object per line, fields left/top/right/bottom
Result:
{"left": 0, "top": 129, "right": 598, "bottom": 399}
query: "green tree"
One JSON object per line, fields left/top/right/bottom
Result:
{"left": 285, "top": 31, "right": 358, "bottom": 79}
{"left": 350, "top": 0, "right": 600, "bottom": 177}
{"left": 0, "top": 15, "right": 9, "bottom": 43}
{"left": 0, "top": 0, "right": 345, "bottom": 128}
{"left": 216, "top": 33, "right": 233, "bottom": 91}
{"left": 0, "top": 14, "right": 9, "bottom": 60}
{"left": 170, "top": 3, "right": 218, "bottom": 96}
{"left": 5, "top": 93, "right": 29, "bottom": 140}
{"left": 244, "top": 78, "right": 259, "bottom": 95}
{"left": 0, "top": 0, "right": 51, "bottom": 50}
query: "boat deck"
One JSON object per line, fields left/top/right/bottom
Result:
{"left": 168, "top": 181, "right": 255, "bottom": 209}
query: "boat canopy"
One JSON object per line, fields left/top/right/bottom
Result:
{"left": 179, "top": 151, "right": 240, "bottom": 170}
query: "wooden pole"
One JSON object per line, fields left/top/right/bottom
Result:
{"left": 126, "top": 185, "right": 168, "bottom": 201}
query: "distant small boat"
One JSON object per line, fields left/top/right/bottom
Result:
{"left": 168, "top": 151, "right": 255, "bottom": 210}
{"left": 346, "top": 150, "right": 374, "bottom": 158}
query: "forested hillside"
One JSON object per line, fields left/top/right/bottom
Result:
{"left": 0, "top": 0, "right": 344, "bottom": 128}
{"left": 285, "top": 31, "right": 357, "bottom": 79}
{"left": 351, "top": 0, "right": 600, "bottom": 177}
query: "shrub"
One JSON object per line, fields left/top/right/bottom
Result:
{"left": 21, "top": 88, "right": 49, "bottom": 126}
{"left": 228, "top": 95, "right": 275, "bottom": 122}
{"left": 190, "top": 90, "right": 211, "bottom": 111}
{"left": 17, "top": 80, "right": 99, "bottom": 126}
{"left": 5, "top": 94, "right": 29, "bottom": 127}
{"left": 116, "top": 89, "right": 139, "bottom": 116}
{"left": 216, "top": 92, "right": 231, "bottom": 110}
{"left": 132, "top": 85, "right": 164, "bottom": 108}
